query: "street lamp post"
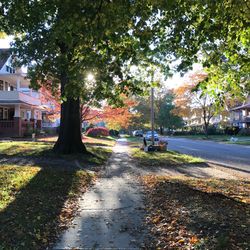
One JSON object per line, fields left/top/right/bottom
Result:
{"left": 150, "top": 74, "right": 155, "bottom": 145}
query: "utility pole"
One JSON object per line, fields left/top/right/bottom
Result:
{"left": 150, "top": 72, "right": 155, "bottom": 145}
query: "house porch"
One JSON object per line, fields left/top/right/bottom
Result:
{"left": 0, "top": 104, "right": 42, "bottom": 137}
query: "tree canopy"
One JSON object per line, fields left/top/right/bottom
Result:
{"left": 1, "top": 0, "right": 249, "bottom": 153}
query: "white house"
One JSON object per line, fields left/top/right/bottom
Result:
{"left": 230, "top": 96, "right": 250, "bottom": 128}
{"left": 0, "top": 48, "right": 43, "bottom": 137}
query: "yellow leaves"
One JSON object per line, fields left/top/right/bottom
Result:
{"left": 151, "top": 215, "right": 163, "bottom": 224}
{"left": 177, "top": 239, "right": 185, "bottom": 244}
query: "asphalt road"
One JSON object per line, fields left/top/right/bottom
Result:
{"left": 164, "top": 137, "right": 250, "bottom": 173}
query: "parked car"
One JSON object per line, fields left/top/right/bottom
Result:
{"left": 145, "top": 131, "right": 159, "bottom": 141}
{"left": 132, "top": 130, "right": 143, "bottom": 137}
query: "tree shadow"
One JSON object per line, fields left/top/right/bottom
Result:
{"left": 0, "top": 165, "right": 93, "bottom": 249}
{"left": 148, "top": 180, "right": 250, "bottom": 249}
{"left": 0, "top": 142, "right": 111, "bottom": 170}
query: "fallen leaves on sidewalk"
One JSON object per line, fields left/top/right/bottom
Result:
{"left": 142, "top": 175, "right": 250, "bottom": 249}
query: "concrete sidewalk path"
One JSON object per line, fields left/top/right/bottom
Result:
{"left": 53, "top": 139, "right": 151, "bottom": 249}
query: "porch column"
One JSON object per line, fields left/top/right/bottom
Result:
{"left": 36, "top": 110, "right": 42, "bottom": 129}
{"left": 16, "top": 78, "right": 21, "bottom": 91}
{"left": 30, "top": 108, "right": 35, "bottom": 129}
{"left": 13, "top": 104, "right": 22, "bottom": 137}
{"left": 30, "top": 108, "right": 35, "bottom": 120}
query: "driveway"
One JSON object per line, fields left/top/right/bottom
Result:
{"left": 164, "top": 137, "right": 250, "bottom": 173}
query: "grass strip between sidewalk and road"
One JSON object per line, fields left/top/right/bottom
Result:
{"left": 131, "top": 148, "right": 204, "bottom": 167}
{"left": 128, "top": 136, "right": 250, "bottom": 249}
{"left": 127, "top": 136, "right": 203, "bottom": 167}
{"left": 173, "top": 135, "right": 250, "bottom": 145}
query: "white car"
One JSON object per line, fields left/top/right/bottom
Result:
{"left": 145, "top": 131, "right": 159, "bottom": 141}
{"left": 132, "top": 130, "right": 143, "bottom": 137}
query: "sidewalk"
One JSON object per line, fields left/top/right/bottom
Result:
{"left": 53, "top": 139, "right": 151, "bottom": 249}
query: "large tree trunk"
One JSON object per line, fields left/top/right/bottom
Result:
{"left": 53, "top": 73, "right": 87, "bottom": 154}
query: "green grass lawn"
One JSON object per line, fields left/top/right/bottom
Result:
{"left": 0, "top": 165, "right": 94, "bottom": 249}
{"left": 0, "top": 139, "right": 112, "bottom": 166}
{"left": 132, "top": 148, "right": 203, "bottom": 167}
{"left": 227, "top": 140, "right": 250, "bottom": 145}
{"left": 0, "top": 137, "right": 114, "bottom": 249}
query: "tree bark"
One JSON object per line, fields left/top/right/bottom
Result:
{"left": 53, "top": 73, "right": 87, "bottom": 154}
{"left": 204, "top": 123, "right": 208, "bottom": 137}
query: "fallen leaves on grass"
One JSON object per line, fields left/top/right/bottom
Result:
{"left": 0, "top": 166, "right": 95, "bottom": 249}
{"left": 142, "top": 175, "right": 250, "bottom": 249}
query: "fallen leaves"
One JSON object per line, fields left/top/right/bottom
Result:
{"left": 142, "top": 175, "right": 250, "bottom": 249}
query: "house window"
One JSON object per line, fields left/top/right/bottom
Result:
{"left": 0, "top": 80, "right": 3, "bottom": 90}
{"left": 5, "top": 65, "right": 15, "bottom": 74}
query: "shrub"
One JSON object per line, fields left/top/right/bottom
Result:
{"left": 23, "top": 124, "right": 35, "bottom": 137}
{"left": 237, "top": 128, "right": 250, "bottom": 136}
{"left": 224, "top": 126, "right": 240, "bottom": 135}
{"left": 207, "top": 126, "right": 225, "bottom": 135}
{"left": 109, "top": 129, "right": 119, "bottom": 137}
{"left": 173, "top": 130, "right": 205, "bottom": 136}
{"left": 85, "top": 127, "right": 109, "bottom": 137}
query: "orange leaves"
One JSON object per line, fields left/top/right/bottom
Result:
{"left": 101, "top": 98, "right": 137, "bottom": 130}
{"left": 81, "top": 96, "right": 137, "bottom": 130}
{"left": 39, "top": 85, "right": 61, "bottom": 121}
{"left": 173, "top": 70, "right": 209, "bottom": 119}
{"left": 189, "top": 236, "right": 199, "bottom": 244}
{"left": 142, "top": 175, "right": 249, "bottom": 249}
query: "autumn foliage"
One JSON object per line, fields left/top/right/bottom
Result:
{"left": 81, "top": 97, "right": 137, "bottom": 130}
{"left": 39, "top": 85, "right": 60, "bottom": 122}
{"left": 85, "top": 127, "right": 109, "bottom": 137}
{"left": 173, "top": 71, "right": 217, "bottom": 135}
{"left": 173, "top": 72, "right": 208, "bottom": 118}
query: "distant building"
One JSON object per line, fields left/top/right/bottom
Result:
{"left": 0, "top": 49, "right": 59, "bottom": 137}
{"left": 230, "top": 96, "right": 250, "bottom": 128}
{"left": 0, "top": 49, "right": 44, "bottom": 137}
{"left": 184, "top": 109, "right": 230, "bottom": 129}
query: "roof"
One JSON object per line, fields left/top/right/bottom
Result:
{"left": 0, "top": 100, "right": 40, "bottom": 107}
{"left": 0, "top": 49, "right": 11, "bottom": 70}
{"left": 231, "top": 103, "right": 250, "bottom": 111}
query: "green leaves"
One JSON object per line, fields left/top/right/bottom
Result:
{"left": 1, "top": 0, "right": 249, "bottom": 106}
